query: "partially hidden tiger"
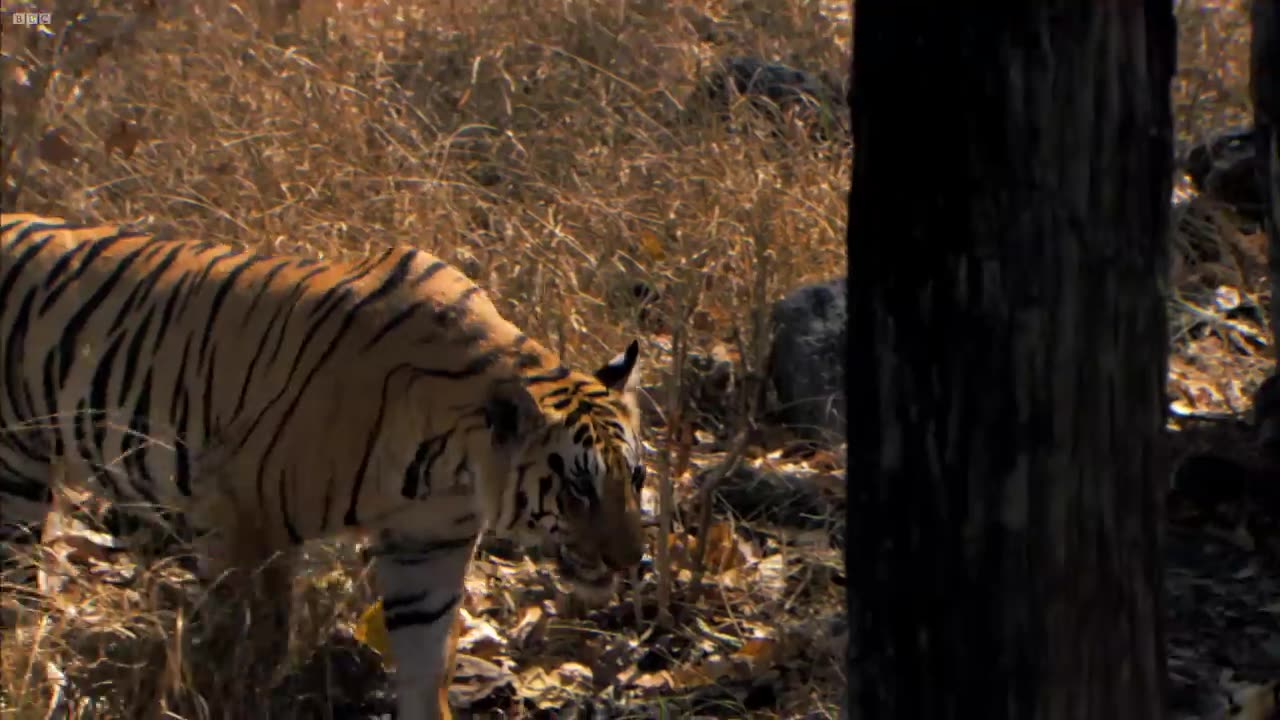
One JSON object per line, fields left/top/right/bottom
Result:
{"left": 0, "top": 212, "right": 651, "bottom": 720}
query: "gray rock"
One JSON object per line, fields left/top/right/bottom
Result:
{"left": 689, "top": 56, "right": 848, "bottom": 141}
{"left": 767, "top": 278, "right": 847, "bottom": 441}
{"left": 1185, "top": 127, "right": 1266, "bottom": 223}
{"left": 696, "top": 462, "right": 843, "bottom": 538}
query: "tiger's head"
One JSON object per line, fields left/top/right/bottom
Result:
{"left": 485, "top": 340, "right": 649, "bottom": 603}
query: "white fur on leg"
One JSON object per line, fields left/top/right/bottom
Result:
{"left": 371, "top": 534, "right": 473, "bottom": 720}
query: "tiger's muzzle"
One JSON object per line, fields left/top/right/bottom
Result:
{"left": 554, "top": 518, "right": 645, "bottom": 604}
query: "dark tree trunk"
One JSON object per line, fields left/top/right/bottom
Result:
{"left": 1254, "top": 0, "right": 1280, "bottom": 360}
{"left": 844, "top": 3, "right": 1174, "bottom": 719}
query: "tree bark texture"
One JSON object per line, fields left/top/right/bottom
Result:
{"left": 1254, "top": 0, "right": 1280, "bottom": 359}
{"left": 845, "top": 3, "right": 1175, "bottom": 719}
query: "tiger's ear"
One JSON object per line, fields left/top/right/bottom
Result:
{"left": 485, "top": 380, "right": 545, "bottom": 449}
{"left": 594, "top": 339, "right": 641, "bottom": 395}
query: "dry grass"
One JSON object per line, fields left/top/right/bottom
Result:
{"left": 0, "top": 0, "right": 1269, "bottom": 717}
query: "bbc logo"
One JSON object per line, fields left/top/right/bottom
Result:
{"left": 9, "top": 11, "right": 52, "bottom": 25}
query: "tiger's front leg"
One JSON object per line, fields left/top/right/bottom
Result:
{"left": 370, "top": 533, "right": 476, "bottom": 720}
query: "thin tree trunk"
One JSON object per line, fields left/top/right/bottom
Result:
{"left": 1254, "top": 0, "right": 1279, "bottom": 360}
{"left": 845, "top": 3, "right": 1174, "bottom": 719}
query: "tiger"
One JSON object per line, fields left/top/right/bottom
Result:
{"left": 0, "top": 212, "right": 651, "bottom": 720}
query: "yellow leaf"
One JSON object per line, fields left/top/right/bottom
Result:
{"left": 354, "top": 600, "right": 393, "bottom": 663}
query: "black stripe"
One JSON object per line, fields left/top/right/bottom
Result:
{"left": 118, "top": 305, "right": 156, "bottom": 403}
{"left": 171, "top": 338, "right": 194, "bottom": 496}
{"left": 0, "top": 466, "right": 49, "bottom": 502}
{"left": 0, "top": 216, "right": 34, "bottom": 234}
{"left": 197, "top": 254, "right": 265, "bottom": 371}
{"left": 368, "top": 535, "right": 475, "bottom": 559}
{"left": 345, "top": 370, "right": 399, "bottom": 526}
{"left": 71, "top": 397, "right": 96, "bottom": 482}
{"left": 152, "top": 273, "right": 191, "bottom": 355}
{"left": 229, "top": 260, "right": 293, "bottom": 420}
{"left": 307, "top": 259, "right": 378, "bottom": 320}
{"left": 40, "top": 240, "right": 94, "bottom": 291}
{"left": 251, "top": 284, "right": 351, "bottom": 472}
{"left": 2, "top": 289, "right": 43, "bottom": 461}
{"left": 264, "top": 267, "right": 327, "bottom": 367}
{"left": 411, "top": 260, "right": 448, "bottom": 286}
{"left": 400, "top": 442, "right": 428, "bottom": 500}
{"left": 524, "top": 366, "right": 571, "bottom": 385}
{"left": 168, "top": 338, "right": 192, "bottom": 420}
{"left": 432, "top": 286, "right": 481, "bottom": 327}
{"left": 382, "top": 591, "right": 428, "bottom": 612}
{"left": 383, "top": 594, "right": 460, "bottom": 632}
{"left": 56, "top": 242, "right": 153, "bottom": 385}
{"left": 340, "top": 251, "right": 416, "bottom": 322}
{"left": 122, "top": 367, "right": 160, "bottom": 506}
{"left": 228, "top": 267, "right": 327, "bottom": 452}
{"left": 174, "top": 391, "right": 192, "bottom": 496}
{"left": 108, "top": 243, "right": 178, "bottom": 333}
{"left": 201, "top": 345, "right": 218, "bottom": 436}
{"left": 403, "top": 351, "right": 502, "bottom": 381}
{"left": 348, "top": 247, "right": 395, "bottom": 276}
{"left": 254, "top": 255, "right": 419, "bottom": 529}
{"left": 87, "top": 333, "right": 128, "bottom": 460}
{"left": 507, "top": 484, "right": 529, "bottom": 531}
{"left": 37, "top": 236, "right": 92, "bottom": 291}
{"left": 515, "top": 352, "right": 543, "bottom": 371}
{"left": 0, "top": 230, "right": 56, "bottom": 314}
{"left": 41, "top": 230, "right": 139, "bottom": 313}
{"left": 360, "top": 301, "right": 425, "bottom": 352}
{"left": 320, "top": 473, "right": 334, "bottom": 533}
{"left": 240, "top": 260, "right": 292, "bottom": 326}
{"left": 175, "top": 247, "right": 242, "bottom": 319}
{"left": 40, "top": 350, "right": 63, "bottom": 456}
{"left": 563, "top": 401, "right": 598, "bottom": 429}
{"left": 278, "top": 469, "right": 302, "bottom": 544}
{"left": 541, "top": 385, "right": 573, "bottom": 400}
